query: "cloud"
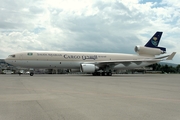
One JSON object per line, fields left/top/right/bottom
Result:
{"left": 0, "top": 0, "right": 179, "bottom": 63}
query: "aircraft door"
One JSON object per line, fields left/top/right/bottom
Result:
{"left": 19, "top": 54, "right": 23, "bottom": 59}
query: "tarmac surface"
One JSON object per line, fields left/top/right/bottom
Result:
{"left": 0, "top": 74, "right": 180, "bottom": 120}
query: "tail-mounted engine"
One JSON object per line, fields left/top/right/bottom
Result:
{"left": 135, "top": 46, "right": 165, "bottom": 56}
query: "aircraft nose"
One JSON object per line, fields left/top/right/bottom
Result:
{"left": 5, "top": 54, "right": 15, "bottom": 63}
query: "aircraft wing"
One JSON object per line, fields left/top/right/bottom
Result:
{"left": 84, "top": 52, "right": 176, "bottom": 67}
{"left": 95, "top": 59, "right": 161, "bottom": 67}
{"left": 83, "top": 58, "right": 161, "bottom": 68}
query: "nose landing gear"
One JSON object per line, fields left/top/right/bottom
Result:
{"left": 29, "top": 69, "right": 34, "bottom": 76}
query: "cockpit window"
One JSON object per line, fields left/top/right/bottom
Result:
{"left": 9, "top": 55, "right": 16, "bottom": 58}
{"left": 27, "top": 53, "right": 33, "bottom": 56}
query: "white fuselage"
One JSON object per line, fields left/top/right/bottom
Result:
{"left": 5, "top": 51, "right": 157, "bottom": 70}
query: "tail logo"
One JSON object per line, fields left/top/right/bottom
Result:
{"left": 153, "top": 37, "right": 157, "bottom": 41}
{"left": 151, "top": 37, "right": 158, "bottom": 46}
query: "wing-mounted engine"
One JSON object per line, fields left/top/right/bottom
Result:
{"left": 80, "top": 64, "right": 98, "bottom": 73}
{"left": 135, "top": 46, "right": 165, "bottom": 56}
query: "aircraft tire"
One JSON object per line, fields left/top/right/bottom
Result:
{"left": 93, "top": 72, "right": 111, "bottom": 76}
{"left": 102, "top": 72, "right": 105, "bottom": 76}
{"left": 107, "top": 72, "right": 112, "bottom": 76}
{"left": 92, "top": 72, "right": 101, "bottom": 76}
{"left": 30, "top": 73, "right": 34, "bottom": 76}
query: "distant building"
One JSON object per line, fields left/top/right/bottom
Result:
{"left": 0, "top": 59, "right": 7, "bottom": 73}
{"left": 0, "top": 59, "right": 67, "bottom": 74}
{"left": 0, "top": 59, "right": 18, "bottom": 74}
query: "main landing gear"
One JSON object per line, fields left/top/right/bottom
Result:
{"left": 29, "top": 69, "right": 34, "bottom": 76}
{"left": 92, "top": 72, "right": 112, "bottom": 76}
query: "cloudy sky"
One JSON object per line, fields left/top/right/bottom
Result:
{"left": 0, "top": 0, "right": 179, "bottom": 63}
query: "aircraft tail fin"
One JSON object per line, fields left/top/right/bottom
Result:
{"left": 145, "top": 31, "right": 166, "bottom": 52}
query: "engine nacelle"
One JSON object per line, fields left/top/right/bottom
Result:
{"left": 135, "top": 46, "right": 165, "bottom": 56}
{"left": 80, "top": 64, "right": 97, "bottom": 73}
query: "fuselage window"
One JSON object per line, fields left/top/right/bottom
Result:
{"left": 27, "top": 53, "right": 33, "bottom": 56}
{"left": 9, "top": 55, "right": 15, "bottom": 58}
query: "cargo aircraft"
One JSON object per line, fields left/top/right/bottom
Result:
{"left": 5, "top": 32, "right": 176, "bottom": 76}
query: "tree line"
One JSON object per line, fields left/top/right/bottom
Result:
{"left": 148, "top": 63, "right": 180, "bottom": 73}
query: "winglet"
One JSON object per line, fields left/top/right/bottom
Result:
{"left": 166, "top": 52, "right": 176, "bottom": 60}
